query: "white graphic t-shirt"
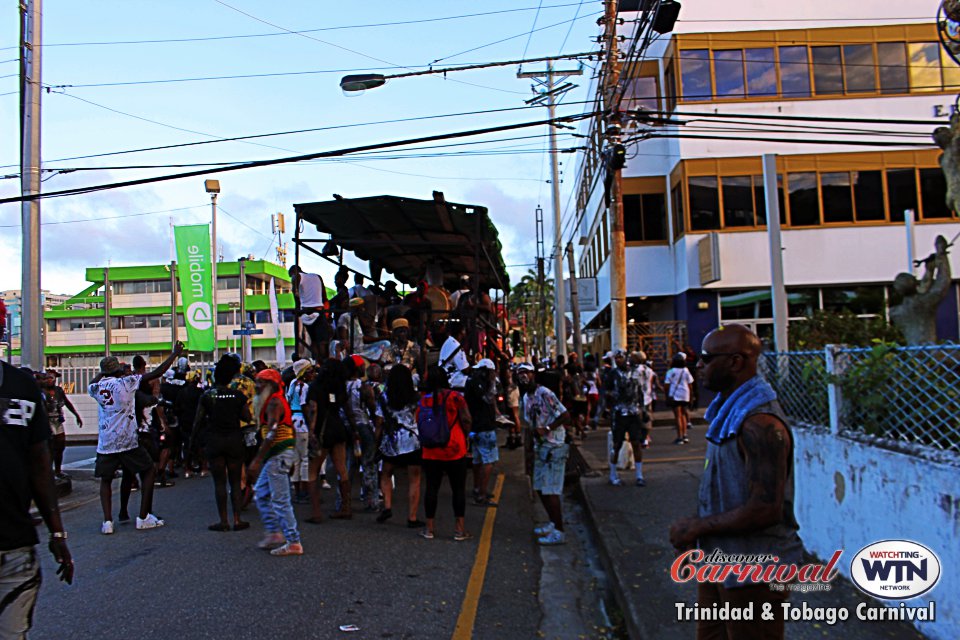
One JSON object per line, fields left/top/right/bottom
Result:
{"left": 89, "top": 374, "right": 142, "bottom": 454}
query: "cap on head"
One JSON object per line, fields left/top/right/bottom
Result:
{"left": 602, "top": 351, "right": 614, "bottom": 362}
{"left": 474, "top": 358, "right": 495, "bottom": 371}
{"left": 391, "top": 317, "right": 409, "bottom": 330}
{"left": 175, "top": 357, "right": 190, "bottom": 373}
{"left": 292, "top": 359, "right": 313, "bottom": 379}
{"left": 349, "top": 297, "right": 365, "bottom": 308}
{"left": 516, "top": 362, "right": 535, "bottom": 372}
{"left": 255, "top": 368, "right": 284, "bottom": 389}
{"left": 99, "top": 356, "right": 122, "bottom": 375}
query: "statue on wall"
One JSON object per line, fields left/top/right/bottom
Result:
{"left": 933, "top": 112, "right": 960, "bottom": 214}
{"left": 889, "top": 236, "right": 952, "bottom": 345}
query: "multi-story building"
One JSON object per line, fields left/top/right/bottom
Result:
{"left": 572, "top": 0, "right": 960, "bottom": 359}
{"left": 2, "top": 289, "right": 71, "bottom": 358}
{"left": 33, "top": 260, "right": 297, "bottom": 366}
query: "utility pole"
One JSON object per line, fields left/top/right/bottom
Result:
{"left": 604, "top": 0, "right": 627, "bottom": 352}
{"left": 205, "top": 180, "right": 221, "bottom": 360}
{"left": 20, "top": 0, "right": 43, "bottom": 368}
{"left": 103, "top": 266, "right": 111, "bottom": 357}
{"left": 519, "top": 61, "right": 582, "bottom": 360}
{"left": 566, "top": 241, "right": 583, "bottom": 357}
{"left": 238, "top": 257, "right": 253, "bottom": 363}
{"left": 170, "top": 261, "right": 178, "bottom": 346}
{"left": 762, "top": 154, "right": 789, "bottom": 352}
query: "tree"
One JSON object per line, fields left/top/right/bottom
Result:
{"left": 506, "top": 268, "right": 554, "bottom": 356}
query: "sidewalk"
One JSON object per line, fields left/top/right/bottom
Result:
{"left": 573, "top": 410, "right": 929, "bottom": 640}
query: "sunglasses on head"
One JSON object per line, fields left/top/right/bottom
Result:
{"left": 700, "top": 351, "right": 744, "bottom": 364}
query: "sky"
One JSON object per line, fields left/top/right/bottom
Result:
{"left": 0, "top": 1, "right": 602, "bottom": 296}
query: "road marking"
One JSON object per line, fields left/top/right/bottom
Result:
{"left": 643, "top": 455, "right": 704, "bottom": 464}
{"left": 62, "top": 456, "right": 97, "bottom": 470}
{"left": 451, "top": 473, "right": 505, "bottom": 640}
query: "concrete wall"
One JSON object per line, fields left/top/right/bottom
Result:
{"left": 792, "top": 428, "right": 959, "bottom": 640}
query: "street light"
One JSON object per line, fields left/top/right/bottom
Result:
{"left": 205, "top": 179, "right": 220, "bottom": 360}
{"left": 338, "top": 51, "right": 597, "bottom": 94}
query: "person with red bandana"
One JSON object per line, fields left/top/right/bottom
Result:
{"left": 249, "top": 369, "right": 302, "bottom": 556}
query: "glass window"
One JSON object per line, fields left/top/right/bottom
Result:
{"left": 745, "top": 48, "right": 777, "bottom": 97}
{"left": 217, "top": 276, "right": 240, "bottom": 290}
{"left": 664, "top": 59, "right": 678, "bottom": 111}
{"left": 877, "top": 42, "right": 908, "bottom": 93}
{"left": 713, "top": 49, "right": 745, "bottom": 98}
{"left": 125, "top": 316, "right": 147, "bottom": 329}
{"left": 886, "top": 169, "right": 918, "bottom": 223}
{"left": 641, "top": 193, "right": 667, "bottom": 241}
{"left": 787, "top": 172, "right": 820, "bottom": 226}
{"left": 786, "top": 288, "right": 818, "bottom": 318}
{"left": 754, "top": 174, "right": 786, "bottom": 226}
{"left": 216, "top": 311, "right": 236, "bottom": 326}
{"left": 680, "top": 49, "right": 711, "bottom": 101}
{"left": 919, "top": 168, "right": 951, "bottom": 219}
{"left": 721, "top": 176, "right": 755, "bottom": 227}
{"left": 672, "top": 184, "right": 685, "bottom": 237}
{"left": 688, "top": 176, "right": 721, "bottom": 231}
{"left": 822, "top": 286, "right": 885, "bottom": 315}
{"left": 720, "top": 289, "right": 773, "bottom": 320}
{"left": 46, "top": 319, "right": 58, "bottom": 333}
{"left": 812, "top": 46, "right": 843, "bottom": 95}
{"left": 941, "top": 47, "right": 960, "bottom": 90}
{"left": 779, "top": 46, "right": 811, "bottom": 98}
{"left": 623, "top": 194, "right": 644, "bottom": 241}
{"left": 820, "top": 172, "right": 854, "bottom": 223}
{"left": 624, "top": 76, "right": 659, "bottom": 113}
{"left": 852, "top": 170, "right": 885, "bottom": 221}
{"left": 842, "top": 44, "right": 876, "bottom": 93}
{"left": 908, "top": 42, "right": 942, "bottom": 92}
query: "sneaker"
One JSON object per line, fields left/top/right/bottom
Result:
{"left": 136, "top": 514, "right": 165, "bottom": 530}
{"left": 101, "top": 520, "right": 114, "bottom": 535}
{"left": 609, "top": 477, "right": 624, "bottom": 486}
{"left": 453, "top": 530, "right": 474, "bottom": 542}
{"left": 533, "top": 522, "right": 556, "bottom": 536}
{"left": 321, "top": 480, "right": 332, "bottom": 490}
{"left": 117, "top": 512, "right": 130, "bottom": 523}
{"left": 636, "top": 477, "right": 647, "bottom": 487}
{"left": 683, "top": 436, "right": 690, "bottom": 444}
{"left": 537, "top": 529, "right": 566, "bottom": 546}
{"left": 673, "top": 438, "right": 684, "bottom": 445}
{"left": 257, "top": 533, "right": 285, "bottom": 550}
{"left": 376, "top": 508, "right": 393, "bottom": 524}
{"left": 419, "top": 529, "right": 435, "bottom": 540}
{"left": 270, "top": 542, "right": 303, "bottom": 556}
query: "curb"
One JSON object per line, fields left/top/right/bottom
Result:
{"left": 572, "top": 475, "right": 645, "bottom": 640}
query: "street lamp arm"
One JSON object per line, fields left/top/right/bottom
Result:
{"left": 341, "top": 51, "right": 598, "bottom": 92}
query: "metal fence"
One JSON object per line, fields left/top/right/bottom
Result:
{"left": 761, "top": 344, "right": 960, "bottom": 454}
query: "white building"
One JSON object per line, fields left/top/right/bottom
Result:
{"left": 572, "top": 0, "right": 960, "bottom": 357}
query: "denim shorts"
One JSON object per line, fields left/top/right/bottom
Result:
{"left": 471, "top": 431, "right": 500, "bottom": 465}
{"left": 533, "top": 443, "right": 569, "bottom": 496}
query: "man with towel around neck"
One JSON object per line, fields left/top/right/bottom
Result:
{"left": 669, "top": 324, "right": 803, "bottom": 640}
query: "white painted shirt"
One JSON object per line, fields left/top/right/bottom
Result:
{"left": 89, "top": 374, "right": 142, "bottom": 454}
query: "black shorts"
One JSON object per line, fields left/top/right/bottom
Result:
{"left": 382, "top": 449, "right": 423, "bottom": 468}
{"left": 95, "top": 446, "right": 154, "bottom": 478}
{"left": 612, "top": 413, "right": 649, "bottom": 453}
{"left": 204, "top": 431, "right": 246, "bottom": 464}
{"left": 668, "top": 399, "right": 689, "bottom": 409}
{"left": 570, "top": 400, "right": 588, "bottom": 418}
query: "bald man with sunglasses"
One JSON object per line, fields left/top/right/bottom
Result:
{"left": 670, "top": 324, "right": 803, "bottom": 640}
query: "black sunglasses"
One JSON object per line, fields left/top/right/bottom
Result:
{"left": 700, "top": 351, "right": 743, "bottom": 364}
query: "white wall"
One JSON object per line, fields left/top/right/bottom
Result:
{"left": 793, "top": 428, "right": 959, "bottom": 640}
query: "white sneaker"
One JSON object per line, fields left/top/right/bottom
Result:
{"left": 537, "top": 529, "right": 566, "bottom": 546}
{"left": 533, "top": 522, "right": 556, "bottom": 536}
{"left": 136, "top": 514, "right": 165, "bottom": 530}
{"left": 101, "top": 520, "right": 114, "bottom": 535}
{"left": 321, "top": 480, "right": 332, "bottom": 490}
{"left": 609, "top": 477, "right": 624, "bottom": 486}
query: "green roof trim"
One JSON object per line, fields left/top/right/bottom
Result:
{"left": 38, "top": 337, "right": 294, "bottom": 356}
{"left": 83, "top": 260, "right": 292, "bottom": 284}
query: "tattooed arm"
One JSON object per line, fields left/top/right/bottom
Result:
{"left": 669, "top": 414, "right": 791, "bottom": 550}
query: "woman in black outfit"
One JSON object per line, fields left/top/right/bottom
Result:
{"left": 305, "top": 359, "right": 352, "bottom": 523}
{"left": 194, "top": 355, "right": 252, "bottom": 532}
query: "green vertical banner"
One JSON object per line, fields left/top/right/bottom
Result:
{"left": 173, "top": 224, "right": 216, "bottom": 352}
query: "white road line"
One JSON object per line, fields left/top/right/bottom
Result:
{"left": 62, "top": 456, "right": 97, "bottom": 470}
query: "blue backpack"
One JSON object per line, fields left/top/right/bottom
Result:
{"left": 417, "top": 392, "right": 451, "bottom": 449}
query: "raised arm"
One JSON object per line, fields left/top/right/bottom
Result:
{"left": 143, "top": 341, "right": 185, "bottom": 384}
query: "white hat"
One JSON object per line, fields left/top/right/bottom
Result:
{"left": 602, "top": 351, "right": 614, "bottom": 361}
{"left": 293, "top": 359, "right": 313, "bottom": 378}
{"left": 474, "top": 358, "right": 495, "bottom": 371}
{"left": 516, "top": 362, "right": 535, "bottom": 372}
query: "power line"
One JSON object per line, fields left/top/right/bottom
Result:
{"left": 647, "top": 132, "right": 935, "bottom": 147}
{"left": 0, "top": 111, "right": 598, "bottom": 204}
{"left": 557, "top": 0, "right": 587, "bottom": 54}
{"left": 0, "top": 3, "right": 589, "bottom": 51}
{"left": 0, "top": 100, "right": 595, "bottom": 169}
{"left": 0, "top": 205, "right": 206, "bottom": 228}
{"left": 520, "top": 0, "right": 545, "bottom": 66}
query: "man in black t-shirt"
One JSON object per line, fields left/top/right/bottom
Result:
{"left": 0, "top": 358, "right": 73, "bottom": 637}
{"left": 465, "top": 359, "right": 500, "bottom": 506}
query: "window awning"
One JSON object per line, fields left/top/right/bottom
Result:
{"left": 293, "top": 191, "right": 510, "bottom": 292}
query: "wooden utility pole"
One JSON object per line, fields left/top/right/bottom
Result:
{"left": 566, "top": 241, "right": 583, "bottom": 357}
{"left": 604, "top": 0, "right": 627, "bottom": 352}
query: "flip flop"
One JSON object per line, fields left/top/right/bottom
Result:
{"left": 232, "top": 521, "right": 250, "bottom": 531}
{"left": 208, "top": 522, "right": 231, "bottom": 532}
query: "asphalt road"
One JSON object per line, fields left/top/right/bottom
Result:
{"left": 33, "top": 445, "right": 543, "bottom": 640}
